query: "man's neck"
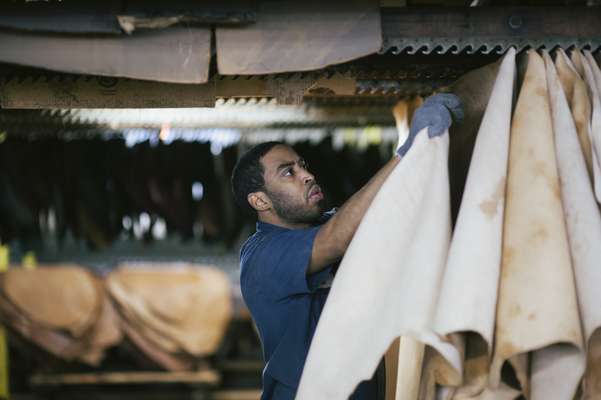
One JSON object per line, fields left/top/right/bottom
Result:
{"left": 258, "top": 213, "right": 310, "bottom": 230}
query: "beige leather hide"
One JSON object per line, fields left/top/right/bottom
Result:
{"left": 555, "top": 49, "right": 593, "bottom": 181}
{"left": 0, "top": 270, "right": 121, "bottom": 366}
{"left": 3, "top": 266, "right": 101, "bottom": 337}
{"left": 432, "top": 48, "right": 516, "bottom": 400}
{"left": 580, "top": 51, "right": 601, "bottom": 204}
{"left": 216, "top": 0, "right": 381, "bottom": 75}
{"left": 297, "top": 118, "right": 453, "bottom": 399}
{"left": 107, "top": 265, "right": 233, "bottom": 357}
{"left": 0, "top": 28, "right": 211, "bottom": 84}
{"left": 490, "top": 51, "right": 584, "bottom": 400}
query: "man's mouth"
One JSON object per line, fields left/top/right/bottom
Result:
{"left": 307, "top": 185, "right": 324, "bottom": 202}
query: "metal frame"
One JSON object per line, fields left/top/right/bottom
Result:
{"left": 1, "top": 7, "right": 600, "bottom": 109}
{"left": 381, "top": 6, "right": 601, "bottom": 54}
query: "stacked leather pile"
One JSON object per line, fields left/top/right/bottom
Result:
{"left": 0, "top": 265, "right": 122, "bottom": 366}
{"left": 0, "top": 264, "right": 233, "bottom": 370}
{"left": 106, "top": 264, "right": 233, "bottom": 371}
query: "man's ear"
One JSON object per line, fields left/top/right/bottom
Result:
{"left": 247, "top": 191, "right": 271, "bottom": 212}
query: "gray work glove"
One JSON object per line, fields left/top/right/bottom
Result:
{"left": 396, "top": 93, "right": 464, "bottom": 157}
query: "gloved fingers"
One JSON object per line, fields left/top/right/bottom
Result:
{"left": 423, "top": 93, "right": 464, "bottom": 123}
{"left": 396, "top": 135, "right": 414, "bottom": 157}
{"left": 409, "top": 103, "right": 452, "bottom": 139}
{"left": 425, "top": 105, "right": 452, "bottom": 138}
{"left": 398, "top": 96, "right": 456, "bottom": 157}
{"left": 423, "top": 93, "right": 460, "bottom": 111}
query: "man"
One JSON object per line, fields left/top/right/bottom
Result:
{"left": 231, "top": 94, "right": 462, "bottom": 400}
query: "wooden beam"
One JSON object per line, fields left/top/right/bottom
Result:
{"left": 217, "top": 360, "right": 263, "bottom": 372}
{"left": 0, "top": 77, "right": 216, "bottom": 109}
{"left": 30, "top": 370, "right": 220, "bottom": 386}
{"left": 379, "top": 0, "right": 407, "bottom": 6}
{"left": 120, "top": 0, "right": 256, "bottom": 26}
{"left": 0, "top": 0, "right": 255, "bottom": 35}
{"left": 212, "top": 389, "right": 262, "bottom": 400}
{"left": 0, "top": 245, "right": 8, "bottom": 400}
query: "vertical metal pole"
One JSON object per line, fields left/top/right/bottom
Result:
{"left": 22, "top": 251, "right": 37, "bottom": 270}
{"left": 0, "top": 244, "right": 9, "bottom": 400}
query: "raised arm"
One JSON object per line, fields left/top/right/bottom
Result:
{"left": 307, "top": 93, "right": 463, "bottom": 274}
{"left": 308, "top": 155, "right": 400, "bottom": 273}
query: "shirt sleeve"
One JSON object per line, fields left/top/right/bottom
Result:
{"left": 250, "top": 226, "right": 322, "bottom": 301}
{"left": 319, "top": 208, "right": 337, "bottom": 223}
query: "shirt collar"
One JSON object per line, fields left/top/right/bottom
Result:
{"left": 256, "top": 210, "right": 335, "bottom": 233}
{"left": 256, "top": 220, "right": 289, "bottom": 234}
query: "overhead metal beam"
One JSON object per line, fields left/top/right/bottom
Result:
{"left": 380, "top": 6, "right": 601, "bottom": 54}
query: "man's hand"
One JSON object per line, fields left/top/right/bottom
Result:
{"left": 396, "top": 93, "right": 464, "bottom": 157}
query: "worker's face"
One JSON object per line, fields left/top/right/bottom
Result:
{"left": 260, "top": 145, "right": 325, "bottom": 224}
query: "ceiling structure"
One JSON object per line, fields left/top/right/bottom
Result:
{"left": 0, "top": 0, "right": 599, "bottom": 134}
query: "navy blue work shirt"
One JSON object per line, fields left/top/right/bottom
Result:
{"left": 239, "top": 212, "right": 379, "bottom": 400}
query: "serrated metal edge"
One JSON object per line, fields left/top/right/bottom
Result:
{"left": 380, "top": 38, "right": 601, "bottom": 55}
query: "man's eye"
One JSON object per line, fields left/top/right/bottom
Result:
{"left": 283, "top": 168, "right": 293, "bottom": 176}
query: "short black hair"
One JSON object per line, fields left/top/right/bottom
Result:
{"left": 231, "top": 141, "right": 284, "bottom": 215}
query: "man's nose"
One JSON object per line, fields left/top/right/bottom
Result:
{"left": 300, "top": 170, "right": 315, "bottom": 185}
